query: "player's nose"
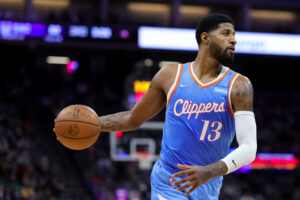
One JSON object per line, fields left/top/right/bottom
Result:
{"left": 230, "top": 36, "right": 237, "bottom": 46}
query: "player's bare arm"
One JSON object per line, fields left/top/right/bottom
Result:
{"left": 172, "top": 75, "right": 256, "bottom": 195}
{"left": 99, "top": 63, "right": 179, "bottom": 132}
{"left": 230, "top": 75, "right": 254, "bottom": 112}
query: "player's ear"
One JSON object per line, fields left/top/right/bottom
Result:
{"left": 201, "top": 32, "right": 209, "bottom": 45}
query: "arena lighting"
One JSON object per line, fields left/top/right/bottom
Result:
{"left": 33, "top": 0, "right": 69, "bottom": 8}
{"left": 134, "top": 80, "right": 151, "bottom": 103}
{"left": 138, "top": 26, "right": 300, "bottom": 56}
{"left": 115, "top": 188, "right": 128, "bottom": 200}
{"left": 251, "top": 10, "right": 296, "bottom": 21}
{"left": 47, "top": 24, "right": 62, "bottom": 36}
{"left": 69, "top": 25, "right": 89, "bottom": 38}
{"left": 180, "top": 5, "right": 210, "bottom": 16}
{"left": 134, "top": 80, "right": 151, "bottom": 93}
{"left": 144, "top": 59, "right": 153, "bottom": 67}
{"left": 66, "top": 61, "right": 79, "bottom": 74}
{"left": 44, "top": 24, "right": 64, "bottom": 43}
{"left": 139, "top": 27, "right": 197, "bottom": 51}
{"left": 118, "top": 29, "right": 130, "bottom": 39}
{"left": 228, "top": 148, "right": 300, "bottom": 173}
{"left": 46, "top": 56, "right": 70, "bottom": 64}
{"left": 127, "top": 2, "right": 170, "bottom": 13}
{"left": 91, "top": 26, "right": 112, "bottom": 39}
{"left": 251, "top": 153, "right": 299, "bottom": 170}
{"left": 0, "top": 0, "right": 22, "bottom": 4}
{"left": 0, "top": 21, "right": 46, "bottom": 40}
{"left": 115, "top": 131, "right": 123, "bottom": 139}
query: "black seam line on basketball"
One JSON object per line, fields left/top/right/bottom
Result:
{"left": 55, "top": 130, "right": 99, "bottom": 139}
{"left": 55, "top": 120, "right": 99, "bottom": 126}
{"left": 69, "top": 106, "right": 99, "bottom": 119}
{"left": 58, "top": 105, "right": 99, "bottom": 121}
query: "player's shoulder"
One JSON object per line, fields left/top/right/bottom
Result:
{"left": 151, "top": 62, "right": 182, "bottom": 92}
{"left": 159, "top": 62, "right": 181, "bottom": 75}
{"left": 154, "top": 62, "right": 181, "bottom": 82}
{"left": 233, "top": 73, "right": 253, "bottom": 91}
{"left": 230, "top": 73, "right": 254, "bottom": 111}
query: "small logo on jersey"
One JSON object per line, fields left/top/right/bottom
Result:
{"left": 214, "top": 87, "right": 227, "bottom": 94}
{"left": 232, "top": 160, "right": 237, "bottom": 167}
{"left": 180, "top": 83, "right": 193, "bottom": 88}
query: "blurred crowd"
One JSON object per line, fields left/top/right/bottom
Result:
{"left": 0, "top": 49, "right": 299, "bottom": 200}
{"left": 0, "top": 67, "right": 64, "bottom": 199}
{"left": 0, "top": 108, "right": 64, "bottom": 200}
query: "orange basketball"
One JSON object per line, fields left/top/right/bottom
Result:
{"left": 54, "top": 104, "right": 101, "bottom": 150}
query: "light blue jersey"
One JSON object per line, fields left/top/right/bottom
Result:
{"left": 151, "top": 62, "right": 239, "bottom": 200}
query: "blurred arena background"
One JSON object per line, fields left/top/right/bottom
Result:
{"left": 0, "top": 0, "right": 300, "bottom": 199}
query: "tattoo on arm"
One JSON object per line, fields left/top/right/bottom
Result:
{"left": 99, "top": 111, "right": 131, "bottom": 132}
{"left": 231, "top": 75, "right": 254, "bottom": 112}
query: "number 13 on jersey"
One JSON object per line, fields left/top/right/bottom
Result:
{"left": 200, "top": 120, "right": 223, "bottom": 142}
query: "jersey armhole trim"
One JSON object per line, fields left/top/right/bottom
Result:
{"left": 166, "top": 63, "right": 183, "bottom": 108}
{"left": 227, "top": 73, "right": 239, "bottom": 118}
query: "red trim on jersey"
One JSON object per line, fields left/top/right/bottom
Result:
{"left": 189, "top": 63, "right": 230, "bottom": 88}
{"left": 166, "top": 64, "right": 183, "bottom": 108}
{"left": 228, "top": 73, "right": 239, "bottom": 118}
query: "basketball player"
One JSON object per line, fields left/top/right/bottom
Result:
{"left": 99, "top": 14, "right": 257, "bottom": 199}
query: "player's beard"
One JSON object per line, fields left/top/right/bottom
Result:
{"left": 210, "top": 41, "right": 234, "bottom": 66}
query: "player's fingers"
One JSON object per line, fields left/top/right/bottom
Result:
{"left": 172, "top": 169, "right": 193, "bottom": 178}
{"left": 184, "top": 185, "right": 197, "bottom": 196}
{"left": 53, "top": 128, "right": 55, "bottom": 132}
{"left": 177, "top": 164, "right": 192, "bottom": 170}
{"left": 176, "top": 182, "right": 193, "bottom": 192}
{"left": 172, "top": 172, "right": 184, "bottom": 178}
{"left": 172, "top": 176, "right": 191, "bottom": 186}
{"left": 169, "top": 176, "right": 175, "bottom": 185}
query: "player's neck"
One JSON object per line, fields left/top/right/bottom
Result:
{"left": 193, "top": 51, "right": 222, "bottom": 80}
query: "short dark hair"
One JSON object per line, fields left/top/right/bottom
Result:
{"left": 196, "top": 14, "right": 235, "bottom": 45}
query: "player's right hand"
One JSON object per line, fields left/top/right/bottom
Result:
{"left": 171, "top": 164, "right": 212, "bottom": 196}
